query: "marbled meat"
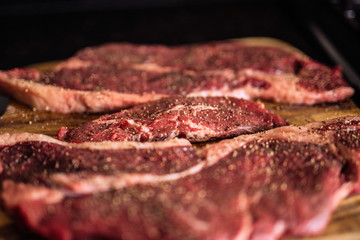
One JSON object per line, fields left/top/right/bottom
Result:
{"left": 1, "top": 116, "right": 360, "bottom": 240}
{"left": 58, "top": 96, "right": 288, "bottom": 143}
{"left": 0, "top": 40, "right": 354, "bottom": 113}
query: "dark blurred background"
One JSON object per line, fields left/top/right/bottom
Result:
{"left": 0, "top": 0, "right": 360, "bottom": 92}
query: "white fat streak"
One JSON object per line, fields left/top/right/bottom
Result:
{"left": 186, "top": 68, "right": 254, "bottom": 99}
{"left": 187, "top": 69, "right": 291, "bottom": 103}
{"left": 231, "top": 194, "right": 252, "bottom": 240}
{"left": 54, "top": 58, "right": 92, "bottom": 71}
{"left": 183, "top": 119, "right": 206, "bottom": 130}
{"left": 51, "top": 160, "right": 206, "bottom": 194}
{"left": 124, "top": 118, "right": 136, "bottom": 125}
{"left": 94, "top": 104, "right": 219, "bottom": 125}
{"left": 1, "top": 148, "right": 206, "bottom": 207}
{"left": 204, "top": 124, "right": 323, "bottom": 167}
{"left": 2, "top": 180, "right": 64, "bottom": 209}
{"left": 0, "top": 132, "right": 191, "bottom": 150}
{"left": 305, "top": 116, "right": 360, "bottom": 130}
{"left": 0, "top": 71, "right": 169, "bottom": 113}
{"left": 0, "top": 133, "right": 60, "bottom": 146}
{"left": 188, "top": 89, "right": 251, "bottom": 100}
{"left": 205, "top": 116, "right": 360, "bottom": 168}
{"left": 175, "top": 209, "right": 211, "bottom": 232}
{"left": 166, "top": 104, "right": 219, "bottom": 140}
{"left": 95, "top": 103, "right": 222, "bottom": 141}
{"left": 94, "top": 117, "right": 135, "bottom": 125}
{"left": 250, "top": 221, "right": 286, "bottom": 240}
{"left": 167, "top": 104, "right": 218, "bottom": 112}
{"left": 131, "top": 63, "right": 175, "bottom": 73}
{"left": 236, "top": 69, "right": 355, "bottom": 105}
{"left": 183, "top": 119, "right": 217, "bottom": 141}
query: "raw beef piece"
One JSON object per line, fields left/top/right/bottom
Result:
{"left": 58, "top": 96, "right": 288, "bottom": 143}
{"left": 0, "top": 67, "right": 167, "bottom": 113}
{"left": 53, "top": 40, "right": 355, "bottom": 102}
{"left": 205, "top": 116, "right": 360, "bottom": 239}
{"left": 0, "top": 133, "right": 205, "bottom": 198}
{"left": 69, "top": 41, "right": 302, "bottom": 72}
{"left": 1, "top": 117, "right": 360, "bottom": 240}
{"left": 0, "top": 39, "right": 354, "bottom": 113}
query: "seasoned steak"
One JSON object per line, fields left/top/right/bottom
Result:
{"left": 0, "top": 134, "right": 205, "bottom": 199}
{"left": 58, "top": 96, "right": 288, "bottom": 143}
{"left": 1, "top": 117, "right": 360, "bottom": 240}
{"left": 0, "top": 40, "right": 354, "bottom": 113}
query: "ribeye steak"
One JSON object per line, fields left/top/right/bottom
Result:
{"left": 58, "top": 96, "right": 288, "bottom": 143}
{"left": 0, "top": 39, "right": 354, "bottom": 113}
{"left": 1, "top": 116, "right": 360, "bottom": 240}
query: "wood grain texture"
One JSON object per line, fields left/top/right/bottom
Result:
{"left": 0, "top": 38, "right": 360, "bottom": 239}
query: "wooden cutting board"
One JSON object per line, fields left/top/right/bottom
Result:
{"left": 1, "top": 39, "right": 360, "bottom": 239}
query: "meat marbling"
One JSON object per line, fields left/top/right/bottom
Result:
{"left": 58, "top": 96, "right": 288, "bottom": 143}
{"left": 1, "top": 116, "right": 360, "bottom": 240}
{"left": 0, "top": 40, "right": 354, "bottom": 113}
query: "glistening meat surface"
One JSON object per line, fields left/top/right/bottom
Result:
{"left": 1, "top": 117, "right": 360, "bottom": 240}
{"left": 58, "top": 96, "right": 288, "bottom": 143}
{"left": 0, "top": 39, "right": 354, "bottom": 113}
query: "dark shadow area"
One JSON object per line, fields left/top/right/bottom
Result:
{"left": 0, "top": 0, "right": 359, "bottom": 105}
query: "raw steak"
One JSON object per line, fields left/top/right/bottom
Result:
{"left": 1, "top": 116, "right": 360, "bottom": 240}
{"left": 58, "top": 96, "right": 288, "bottom": 143}
{"left": 0, "top": 133, "right": 205, "bottom": 198}
{"left": 204, "top": 116, "right": 360, "bottom": 239}
{"left": 0, "top": 39, "right": 354, "bottom": 113}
